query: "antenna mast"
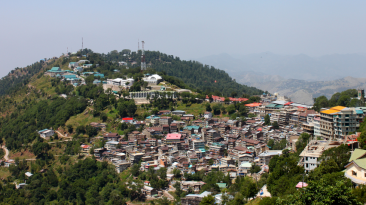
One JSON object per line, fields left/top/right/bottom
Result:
{"left": 141, "top": 40, "right": 146, "bottom": 70}
{"left": 82, "top": 37, "right": 83, "bottom": 50}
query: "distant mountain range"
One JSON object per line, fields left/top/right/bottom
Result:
{"left": 196, "top": 52, "right": 366, "bottom": 81}
{"left": 195, "top": 53, "right": 366, "bottom": 104}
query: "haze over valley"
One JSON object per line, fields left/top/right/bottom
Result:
{"left": 196, "top": 53, "right": 366, "bottom": 104}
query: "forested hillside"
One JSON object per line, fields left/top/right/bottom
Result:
{"left": 0, "top": 61, "right": 49, "bottom": 96}
{"left": 313, "top": 89, "right": 363, "bottom": 111}
{"left": 102, "top": 49, "right": 264, "bottom": 96}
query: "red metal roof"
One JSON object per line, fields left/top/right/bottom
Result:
{"left": 122, "top": 118, "right": 133, "bottom": 121}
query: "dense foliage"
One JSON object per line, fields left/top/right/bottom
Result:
{"left": 81, "top": 49, "right": 264, "bottom": 96}
{"left": 313, "top": 89, "right": 362, "bottom": 111}
{"left": 1, "top": 96, "right": 87, "bottom": 150}
{"left": 1, "top": 158, "right": 144, "bottom": 204}
{"left": 0, "top": 61, "right": 47, "bottom": 96}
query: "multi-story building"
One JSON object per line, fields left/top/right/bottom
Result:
{"left": 320, "top": 106, "right": 364, "bottom": 139}
{"left": 258, "top": 150, "right": 283, "bottom": 166}
{"left": 159, "top": 116, "right": 172, "bottom": 126}
{"left": 298, "top": 140, "right": 342, "bottom": 172}
{"left": 313, "top": 116, "right": 321, "bottom": 138}
{"left": 206, "top": 130, "right": 220, "bottom": 144}
{"left": 190, "top": 140, "right": 205, "bottom": 151}
{"left": 333, "top": 108, "right": 363, "bottom": 138}
{"left": 320, "top": 107, "right": 340, "bottom": 139}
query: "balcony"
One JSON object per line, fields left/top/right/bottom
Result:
{"left": 344, "top": 172, "right": 366, "bottom": 185}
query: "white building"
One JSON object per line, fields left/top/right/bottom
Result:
{"left": 238, "top": 161, "right": 252, "bottom": 176}
{"left": 118, "top": 61, "right": 127, "bottom": 66}
{"left": 204, "top": 112, "right": 212, "bottom": 119}
{"left": 68, "top": 62, "right": 79, "bottom": 68}
{"left": 299, "top": 140, "right": 342, "bottom": 172}
{"left": 142, "top": 74, "right": 163, "bottom": 85}
{"left": 106, "top": 78, "right": 134, "bottom": 87}
{"left": 38, "top": 129, "right": 54, "bottom": 140}
{"left": 258, "top": 150, "right": 283, "bottom": 165}
{"left": 313, "top": 116, "right": 321, "bottom": 138}
{"left": 105, "top": 141, "right": 119, "bottom": 150}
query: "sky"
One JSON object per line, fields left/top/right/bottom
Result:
{"left": 0, "top": 0, "right": 366, "bottom": 77}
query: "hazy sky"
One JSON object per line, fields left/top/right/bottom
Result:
{"left": 1, "top": 0, "right": 365, "bottom": 77}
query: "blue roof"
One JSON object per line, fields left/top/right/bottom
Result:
{"left": 38, "top": 129, "right": 49, "bottom": 133}
{"left": 63, "top": 75, "right": 77, "bottom": 79}
{"left": 356, "top": 110, "right": 364, "bottom": 114}
{"left": 50, "top": 67, "right": 61, "bottom": 71}
{"left": 184, "top": 126, "right": 200, "bottom": 130}
{"left": 94, "top": 74, "right": 104, "bottom": 78}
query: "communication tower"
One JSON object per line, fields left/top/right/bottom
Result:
{"left": 141, "top": 41, "right": 146, "bottom": 70}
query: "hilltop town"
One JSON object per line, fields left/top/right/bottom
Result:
{"left": 0, "top": 49, "right": 365, "bottom": 205}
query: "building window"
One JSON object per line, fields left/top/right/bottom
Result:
{"left": 306, "top": 157, "right": 308, "bottom": 161}
{"left": 352, "top": 170, "right": 357, "bottom": 176}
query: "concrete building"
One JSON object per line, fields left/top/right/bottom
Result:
{"left": 159, "top": 116, "right": 172, "bottom": 126}
{"left": 298, "top": 140, "right": 342, "bottom": 172}
{"left": 258, "top": 150, "right": 283, "bottom": 166}
{"left": 181, "top": 191, "right": 212, "bottom": 205}
{"left": 320, "top": 106, "right": 364, "bottom": 139}
{"left": 204, "top": 112, "right": 212, "bottom": 119}
{"left": 129, "top": 91, "right": 177, "bottom": 99}
{"left": 313, "top": 116, "right": 321, "bottom": 138}
{"left": 105, "top": 141, "right": 119, "bottom": 150}
{"left": 38, "top": 129, "right": 54, "bottom": 140}
{"left": 142, "top": 74, "right": 163, "bottom": 85}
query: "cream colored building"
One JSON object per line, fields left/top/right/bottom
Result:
{"left": 344, "top": 149, "right": 366, "bottom": 186}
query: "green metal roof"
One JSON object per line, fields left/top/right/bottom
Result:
{"left": 349, "top": 149, "right": 366, "bottom": 169}
{"left": 266, "top": 104, "right": 276, "bottom": 108}
{"left": 216, "top": 183, "right": 227, "bottom": 188}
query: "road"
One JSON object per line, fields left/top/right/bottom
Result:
{"left": 2, "top": 145, "right": 9, "bottom": 160}
{"left": 163, "top": 191, "right": 175, "bottom": 200}
{"left": 55, "top": 131, "right": 72, "bottom": 139}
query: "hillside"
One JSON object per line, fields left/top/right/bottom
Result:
{"left": 241, "top": 76, "right": 366, "bottom": 105}
{"left": 101, "top": 50, "right": 264, "bottom": 96}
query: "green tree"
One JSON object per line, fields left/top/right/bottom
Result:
{"left": 250, "top": 163, "right": 261, "bottom": 174}
{"left": 264, "top": 114, "right": 270, "bottom": 125}
{"left": 206, "top": 103, "right": 212, "bottom": 112}
{"left": 199, "top": 195, "right": 215, "bottom": 205}
{"left": 352, "top": 185, "right": 366, "bottom": 204}
{"left": 277, "top": 179, "right": 360, "bottom": 205}
{"left": 227, "top": 104, "right": 236, "bottom": 114}
{"left": 66, "top": 124, "right": 73, "bottom": 133}
{"left": 272, "top": 121, "right": 279, "bottom": 129}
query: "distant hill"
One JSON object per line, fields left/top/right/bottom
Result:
{"left": 242, "top": 76, "right": 366, "bottom": 105}
{"left": 196, "top": 53, "right": 366, "bottom": 104}
{"left": 196, "top": 53, "right": 366, "bottom": 81}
